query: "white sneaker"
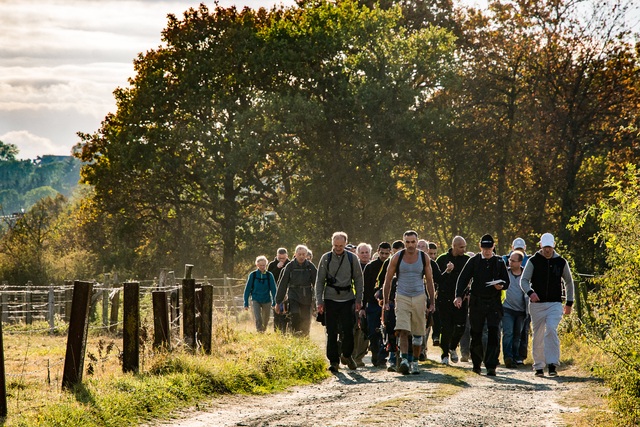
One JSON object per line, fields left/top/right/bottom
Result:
{"left": 410, "top": 361, "right": 420, "bottom": 375}
{"left": 441, "top": 356, "right": 449, "bottom": 365}
{"left": 399, "top": 358, "right": 410, "bottom": 375}
{"left": 450, "top": 349, "right": 459, "bottom": 363}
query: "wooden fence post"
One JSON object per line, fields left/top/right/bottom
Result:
{"left": 102, "top": 273, "right": 111, "bottom": 329}
{"left": 64, "top": 280, "right": 73, "bottom": 322}
{"left": 48, "top": 285, "right": 55, "bottom": 334}
{"left": 201, "top": 284, "right": 213, "bottom": 355}
{"left": 182, "top": 265, "right": 196, "bottom": 351}
{"left": 109, "top": 272, "right": 120, "bottom": 333}
{"left": 62, "top": 281, "right": 93, "bottom": 390}
{"left": 123, "top": 282, "right": 140, "bottom": 374}
{"left": 0, "top": 305, "right": 7, "bottom": 417}
{"left": 152, "top": 291, "right": 171, "bottom": 350}
{"left": 25, "top": 281, "right": 32, "bottom": 325}
{"left": 169, "top": 270, "right": 180, "bottom": 327}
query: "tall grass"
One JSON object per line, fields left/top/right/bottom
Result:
{"left": 2, "top": 317, "right": 328, "bottom": 426}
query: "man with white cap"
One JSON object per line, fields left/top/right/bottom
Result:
{"left": 519, "top": 233, "right": 575, "bottom": 377}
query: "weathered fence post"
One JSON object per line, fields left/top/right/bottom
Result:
{"left": 62, "top": 280, "right": 93, "bottom": 390}
{"left": 123, "top": 282, "right": 140, "bottom": 374}
{"left": 109, "top": 272, "right": 120, "bottom": 333}
{"left": 25, "top": 281, "right": 32, "bottom": 325}
{"left": 1, "top": 281, "right": 7, "bottom": 323}
{"left": 201, "top": 283, "right": 213, "bottom": 355}
{"left": 48, "top": 285, "right": 55, "bottom": 334}
{"left": 152, "top": 291, "right": 171, "bottom": 350}
{"left": 0, "top": 305, "right": 7, "bottom": 417}
{"left": 182, "top": 265, "right": 196, "bottom": 351}
{"left": 64, "top": 280, "right": 73, "bottom": 322}
{"left": 102, "top": 273, "right": 111, "bottom": 329}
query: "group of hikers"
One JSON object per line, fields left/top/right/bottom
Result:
{"left": 244, "top": 230, "right": 574, "bottom": 378}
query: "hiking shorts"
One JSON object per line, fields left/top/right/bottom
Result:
{"left": 395, "top": 292, "right": 427, "bottom": 336}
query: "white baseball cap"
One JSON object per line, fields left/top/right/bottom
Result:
{"left": 539, "top": 233, "right": 555, "bottom": 248}
{"left": 512, "top": 238, "right": 526, "bottom": 250}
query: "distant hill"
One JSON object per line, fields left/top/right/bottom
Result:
{"left": 0, "top": 153, "right": 81, "bottom": 214}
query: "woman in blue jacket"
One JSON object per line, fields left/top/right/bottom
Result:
{"left": 244, "top": 255, "right": 277, "bottom": 332}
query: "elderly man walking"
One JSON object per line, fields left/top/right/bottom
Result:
{"left": 315, "top": 232, "right": 364, "bottom": 372}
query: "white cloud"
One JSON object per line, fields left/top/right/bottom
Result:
{"left": 0, "top": 130, "right": 71, "bottom": 160}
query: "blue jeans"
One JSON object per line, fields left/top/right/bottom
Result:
{"left": 502, "top": 307, "right": 526, "bottom": 360}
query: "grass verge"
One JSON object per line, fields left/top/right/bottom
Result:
{"left": 3, "top": 320, "right": 328, "bottom": 427}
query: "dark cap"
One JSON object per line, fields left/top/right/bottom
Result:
{"left": 480, "top": 234, "right": 494, "bottom": 248}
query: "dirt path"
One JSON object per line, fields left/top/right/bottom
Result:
{"left": 150, "top": 325, "right": 601, "bottom": 427}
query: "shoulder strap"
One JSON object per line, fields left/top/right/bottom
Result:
{"left": 420, "top": 251, "right": 427, "bottom": 277}
{"left": 396, "top": 249, "right": 406, "bottom": 279}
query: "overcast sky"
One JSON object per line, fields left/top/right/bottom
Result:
{"left": 1, "top": 0, "right": 636, "bottom": 161}
{"left": 0, "top": 0, "right": 296, "bottom": 160}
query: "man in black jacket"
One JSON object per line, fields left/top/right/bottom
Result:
{"left": 268, "top": 247, "right": 290, "bottom": 333}
{"left": 454, "top": 234, "right": 509, "bottom": 376}
{"left": 436, "top": 236, "right": 470, "bottom": 365}
{"left": 362, "top": 242, "right": 392, "bottom": 367}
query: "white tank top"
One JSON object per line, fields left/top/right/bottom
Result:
{"left": 396, "top": 253, "right": 425, "bottom": 297}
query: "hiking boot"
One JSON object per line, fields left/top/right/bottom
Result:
{"left": 535, "top": 369, "right": 544, "bottom": 377}
{"left": 419, "top": 352, "right": 426, "bottom": 361}
{"left": 450, "top": 349, "right": 459, "bottom": 363}
{"left": 399, "top": 358, "right": 410, "bottom": 375}
{"left": 387, "top": 363, "right": 397, "bottom": 372}
{"left": 441, "top": 356, "right": 449, "bottom": 365}
{"left": 433, "top": 338, "right": 440, "bottom": 346}
{"left": 329, "top": 362, "right": 339, "bottom": 372}
{"left": 344, "top": 356, "right": 357, "bottom": 370}
{"left": 487, "top": 369, "right": 497, "bottom": 376}
{"left": 504, "top": 357, "right": 516, "bottom": 369}
{"left": 548, "top": 364, "right": 558, "bottom": 377}
{"left": 410, "top": 361, "right": 420, "bottom": 375}
{"left": 472, "top": 366, "right": 482, "bottom": 375}
{"left": 356, "top": 360, "right": 365, "bottom": 368}
{"left": 461, "top": 355, "right": 470, "bottom": 363}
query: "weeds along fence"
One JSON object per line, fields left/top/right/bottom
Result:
{"left": 0, "top": 270, "right": 249, "bottom": 416}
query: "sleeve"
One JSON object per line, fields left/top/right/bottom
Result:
{"left": 268, "top": 272, "right": 277, "bottom": 306}
{"left": 520, "top": 261, "right": 534, "bottom": 295}
{"left": 315, "top": 254, "right": 328, "bottom": 305}
{"left": 562, "top": 261, "right": 575, "bottom": 306}
{"left": 455, "top": 256, "right": 474, "bottom": 298}
{"left": 275, "top": 264, "right": 290, "bottom": 304}
{"left": 430, "top": 259, "right": 443, "bottom": 288}
{"left": 243, "top": 272, "right": 253, "bottom": 307}
{"left": 352, "top": 258, "right": 365, "bottom": 304}
{"left": 498, "top": 259, "right": 510, "bottom": 290}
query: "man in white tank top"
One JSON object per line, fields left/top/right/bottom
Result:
{"left": 382, "top": 230, "right": 436, "bottom": 375}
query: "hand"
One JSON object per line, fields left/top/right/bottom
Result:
{"left": 446, "top": 262, "right": 454, "bottom": 273}
{"left": 383, "top": 302, "right": 390, "bottom": 311}
{"left": 277, "top": 261, "right": 284, "bottom": 268}
{"left": 453, "top": 297, "right": 462, "bottom": 309}
{"left": 563, "top": 305, "right": 572, "bottom": 315}
{"left": 493, "top": 283, "right": 504, "bottom": 290}
{"left": 274, "top": 304, "right": 280, "bottom": 314}
{"left": 530, "top": 292, "right": 540, "bottom": 302}
{"left": 428, "top": 302, "right": 435, "bottom": 313}
{"left": 359, "top": 309, "right": 366, "bottom": 318}
{"left": 317, "top": 303, "right": 324, "bottom": 315}
{"left": 355, "top": 302, "right": 362, "bottom": 312}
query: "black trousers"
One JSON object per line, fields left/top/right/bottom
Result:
{"left": 324, "top": 299, "right": 355, "bottom": 364}
{"left": 438, "top": 296, "right": 468, "bottom": 358}
{"left": 469, "top": 296, "right": 502, "bottom": 370}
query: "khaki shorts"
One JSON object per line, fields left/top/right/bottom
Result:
{"left": 395, "top": 293, "right": 427, "bottom": 335}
